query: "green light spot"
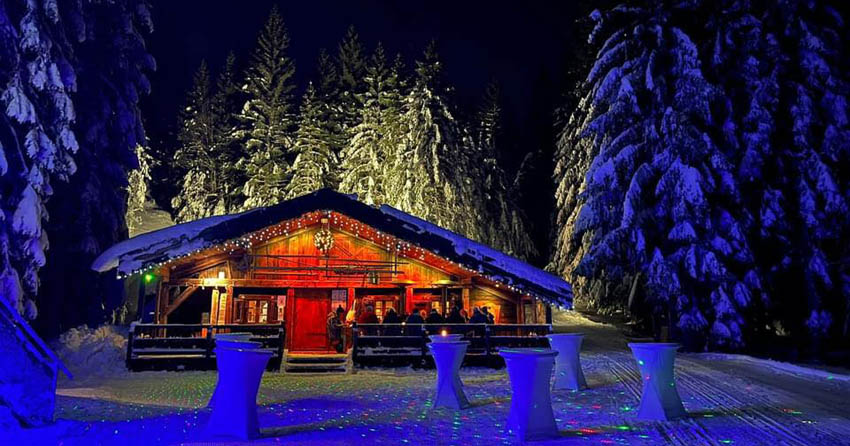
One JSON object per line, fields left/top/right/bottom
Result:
{"left": 144, "top": 273, "right": 154, "bottom": 283}
{"left": 720, "top": 440, "right": 732, "bottom": 444}
{"left": 638, "top": 360, "right": 645, "bottom": 365}
{"left": 616, "top": 425, "right": 630, "bottom": 431}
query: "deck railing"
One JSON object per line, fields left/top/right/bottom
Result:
{"left": 351, "top": 323, "right": 552, "bottom": 367}
{"left": 126, "top": 322, "right": 285, "bottom": 371}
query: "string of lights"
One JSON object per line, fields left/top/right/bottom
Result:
{"left": 116, "top": 210, "right": 568, "bottom": 306}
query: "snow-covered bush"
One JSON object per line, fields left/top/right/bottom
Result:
{"left": 52, "top": 325, "right": 129, "bottom": 380}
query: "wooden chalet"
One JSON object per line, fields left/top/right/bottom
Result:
{"left": 93, "top": 189, "right": 572, "bottom": 368}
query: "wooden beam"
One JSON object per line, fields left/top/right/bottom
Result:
{"left": 164, "top": 286, "right": 200, "bottom": 317}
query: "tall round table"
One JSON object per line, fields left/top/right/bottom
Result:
{"left": 628, "top": 343, "right": 686, "bottom": 421}
{"left": 207, "top": 340, "right": 263, "bottom": 408}
{"left": 500, "top": 348, "right": 560, "bottom": 441}
{"left": 206, "top": 346, "right": 273, "bottom": 439}
{"left": 546, "top": 333, "right": 587, "bottom": 391}
{"left": 427, "top": 340, "right": 470, "bottom": 409}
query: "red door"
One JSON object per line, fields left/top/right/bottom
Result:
{"left": 291, "top": 289, "right": 331, "bottom": 352}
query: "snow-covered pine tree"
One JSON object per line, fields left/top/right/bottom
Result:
{"left": 211, "top": 52, "right": 246, "bottom": 214}
{"left": 377, "top": 53, "right": 408, "bottom": 199}
{"left": 386, "top": 42, "right": 464, "bottom": 231}
{"left": 0, "top": 0, "right": 80, "bottom": 319}
{"left": 126, "top": 145, "right": 155, "bottom": 234}
{"left": 171, "top": 61, "right": 221, "bottom": 222}
{"left": 702, "top": 0, "right": 850, "bottom": 346}
{"left": 339, "top": 43, "right": 391, "bottom": 205}
{"left": 769, "top": 1, "right": 850, "bottom": 346}
{"left": 238, "top": 5, "right": 296, "bottom": 209}
{"left": 286, "top": 83, "right": 337, "bottom": 198}
{"left": 315, "top": 49, "right": 345, "bottom": 189}
{"left": 9, "top": 0, "right": 155, "bottom": 336}
{"left": 336, "top": 26, "right": 367, "bottom": 141}
{"left": 554, "top": 2, "right": 756, "bottom": 349}
{"left": 473, "top": 81, "right": 536, "bottom": 259}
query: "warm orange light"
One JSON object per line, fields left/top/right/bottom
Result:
{"left": 441, "top": 329, "right": 447, "bottom": 337}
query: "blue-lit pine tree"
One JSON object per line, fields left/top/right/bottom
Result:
{"left": 555, "top": 3, "right": 756, "bottom": 349}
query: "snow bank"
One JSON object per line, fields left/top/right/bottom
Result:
{"left": 52, "top": 325, "right": 129, "bottom": 380}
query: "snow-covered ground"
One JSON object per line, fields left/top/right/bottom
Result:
{"left": 9, "top": 312, "right": 850, "bottom": 445}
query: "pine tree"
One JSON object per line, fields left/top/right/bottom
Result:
{"left": 700, "top": 0, "right": 850, "bottom": 346}
{"left": 377, "top": 54, "right": 408, "bottom": 196}
{"left": 212, "top": 52, "right": 246, "bottom": 213}
{"left": 337, "top": 25, "right": 367, "bottom": 138}
{"left": 339, "top": 43, "right": 391, "bottom": 205}
{"left": 171, "top": 61, "right": 220, "bottom": 222}
{"left": 553, "top": 2, "right": 755, "bottom": 349}
{"left": 238, "top": 6, "right": 297, "bottom": 209}
{"left": 126, "top": 145, "right": 155, "bottom": 234}
{"left": 0, "top": 0, "right": 155, "bottom": 333}
{"left": 286, "top": 83, "right": 337, "bottom": 198}
{"left": 473, "top": 81, "right": 536, "bottom": 259}
{"left": 386, "top": 42, "right": 462, "bottom": 229}
{"left": 315, "top": 49, "right": 346, "bottom": 188}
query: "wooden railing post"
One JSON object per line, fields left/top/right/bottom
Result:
{"left": 484, "top": 324, "right": 492, "bottom": 359}
{"left": 351, "top": 324, "right": 359, "bottom": 366}
{"left": 205, "top": 324, "right": 214, "bottom": 367}
{"left": 276, "top": 321, "right": 285, "bottom": 370}
{"left": 420, "top": 325, "right": 427, "bottom": 366}
{"left": 126, "top": 322, "right": 135, "bottom": 371}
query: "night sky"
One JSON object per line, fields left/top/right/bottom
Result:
{"left": 142, "top": 0, "right": 581, "bottom": 169}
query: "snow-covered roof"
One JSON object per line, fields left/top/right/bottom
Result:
{"left": 92, "top": 189, "right": 572, "bottom": 306}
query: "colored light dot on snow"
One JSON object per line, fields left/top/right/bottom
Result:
{"left": 616, "top": 425, "right": 630, "bottom": 431}
{"left": 720, "top": 440, "right": 732, "bottom": 444}
{"left": 638, "top": 360, "right": 645, "bottom": 365}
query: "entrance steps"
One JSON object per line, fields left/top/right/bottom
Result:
{"left": 283, "top": 351, "right": 350, "bottom": 374}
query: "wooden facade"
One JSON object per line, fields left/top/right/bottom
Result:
{"left": 149, "top": 211, "right": 550, "bottom": 353}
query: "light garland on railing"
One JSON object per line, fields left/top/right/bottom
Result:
{"left": 114, "top": 209, "right": 569, "bottom": 306}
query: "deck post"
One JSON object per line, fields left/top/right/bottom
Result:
{"left": 484, "top": 324, "right": 492, "bottom": 359}
{"left": 420, "top": 326, "right": 428, "bottom": 366}
{"left": 205, "top": 324, "right": 214, "bottom": 367}
{"left": 351, "top": 324, "right": 359, "bottom": 366}
{"left": 126, "top": 323, "right": 135, "bottom": 371}
{"left": 276, "top": 321, "right": 285, "bottom": 370}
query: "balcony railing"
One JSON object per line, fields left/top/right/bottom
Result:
{"left": 126, "top": 322, "right": 285, "bottom": 371}
{"left": 352, "top": 323, "right": 552, "bottom": 367}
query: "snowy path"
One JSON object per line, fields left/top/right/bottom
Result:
{"left": 11, "top": 312, "right": 850, "bottom": 446}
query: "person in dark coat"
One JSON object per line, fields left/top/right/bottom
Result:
{"left": 425, "top": 308, "right": 445, "bottom": 324}
{"left": 405, "top": 309, "right": 425, "bottom": 336}
{"left": 468, "top": 307, "right": 488, "bottom": 324}
{"left": 446, "top": 306, "right": 465, "bottom": 324}
{"left": 382, "top": 307, "right": 402, "bottom": 335}
{"left": 482, "top": 306, "right": 495, "bottom": 324}
{"left": 327, "top": 311, "right": 343, "bottom": 353}
{"left": 468, "top": 307, "right": 488, "bottom": 337}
